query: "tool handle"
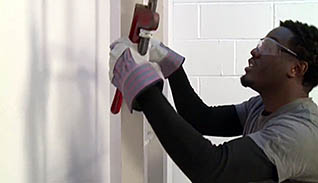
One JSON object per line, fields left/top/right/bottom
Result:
{"left": 138, "top": 0, "right": 156, "bottom": 55}
{"left": 148, "top": 0, "right": 157, "bottom": 11}
{"left": 138, "top": 37, "right": 150, "bottom": 55}
{"left": 111, "top": 89, "right": 123, "bottom": 114}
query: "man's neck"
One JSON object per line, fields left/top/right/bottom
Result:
{"left": 260, "top": 85, "right": 308, "bottom": 113}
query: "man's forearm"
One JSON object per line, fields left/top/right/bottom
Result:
{"left": 168, "top": 66, "right": 243, "bottom": 136}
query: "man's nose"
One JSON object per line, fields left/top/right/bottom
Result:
{"left": 250, "top": 48, "right": 260, "bottom": 58}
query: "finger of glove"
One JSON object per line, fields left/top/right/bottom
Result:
{"left": 110, "top": 37, "right": 130, "bottom": 49}
{"left": 110, "top": 37, "right": 141, "bottom": 62}
{"left": 108, "top": 54, "right": 117, "bottom": 81}
{"left": 111, "top": 48, "right": 138, "bottom": 90}
{"left": 109, "top": 43, "right": 129, "bottom": 80}
{"left": 150, "top": 38, "right": 161, "bottom": 48}
{"left": 109, "top": 41, "right": 130, "bottom": 61}
{"left": 149, "top": 44, "right": 168, "bottom": 63}
{"left": 109, "top": 47, "right": 148, "bottom": 82}
{"left": 110, "top": 37, "right": 138, "bottom": 51}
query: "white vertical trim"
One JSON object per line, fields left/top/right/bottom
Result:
{"left": 109, "top": 0, "right": 122, "bottom": 182}
{"left": 234, "top": 40, "right": 237, "bottom": 75}
{"left": 197, "top": 4, "right": 201, "bottom": 39}
{"left": 161, "top": 1, "right": 171, "bottom": 182}
{"left": 144, "top": 121, "right": 148, "bottom": 183}
{"left": 272, "top": 1, "right": 276, "bottom": 28}
{"left": 198, "top": 77, "right": 201, "bottom": 96}
{"left": 163, "top": 0, "right": 170, "bottom": 45}
{"left": 169, "top": 0, "right": 175, "bottom": 44}
{"left": 120, "top": 1, "right": 145, "bottom": 183}
{"left": 166, "top": 1, "right": 175, "bottom": 183}
{"left": 96, "top": 0, "right": 111, "bottom": 182}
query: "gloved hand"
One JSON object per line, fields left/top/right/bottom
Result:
{"left": 109, "top": 38, "right": 163, "bottom": 112}
{"left": 149, "top": 39, "right": 185, "bottom": 78}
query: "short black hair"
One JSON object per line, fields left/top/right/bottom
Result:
{"left": 280, "top": 20, "right": 318, "bottom": 92}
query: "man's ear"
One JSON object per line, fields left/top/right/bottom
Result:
{"left": 287, "top": 61, "right": 308, "bottom": 78}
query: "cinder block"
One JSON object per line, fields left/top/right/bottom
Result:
{"left": 236, "top": 40, "right": 258, "bottom": 75}
{"left": 173, "top": 4, "right": 198, "bottom": 40}
{"left": 172, "top": 40, "right": 235, "bottom": 76}
{"left": 201, "top": 3, "right": 273, "bottom": 39}
{"left": 273, "top": 0, "right": 305, "bottom": 1}
{"left": 189, "top": 77, "right": 199, "bottom": 94}
{"left": 275, "top": 2, "right": 318, "bottom": 27}
{"left": 166, "top": 77, "right": 199, "bottom": 106}
{"left": 172, "top": 162, "right": 191, "bottom": 183}
{"left": 205, "top": 136, "right": 241, "bottom": 146}
{"left": 309, "top": 87, "right": 318, "bottom": 105}
{"left": 174, "top": 0, "right": 273, "bottom": 2}
{"left": 200, "top": 77, "right": 258, "bottom": 106}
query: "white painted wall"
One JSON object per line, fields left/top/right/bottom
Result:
{"left": 167, "top": 0, "right": 318, "bottom": 182}
{"left": 0, "top": 0, "right": 110, "bottom": 182}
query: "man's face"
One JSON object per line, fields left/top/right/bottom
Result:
{"left": 240, "top": 26, "right": 298, "bottom": 92}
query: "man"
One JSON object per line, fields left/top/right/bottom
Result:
{"left": 109, "top": 20, "right": 318, "bottom": 182}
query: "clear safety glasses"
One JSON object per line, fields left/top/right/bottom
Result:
{"left": 256, "top": 37, "right": 298, "bottom": 58}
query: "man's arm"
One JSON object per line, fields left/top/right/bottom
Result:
{"left": 137, "top": 86, "right": 278, "bottom": 183}
{"left": 168, "top": 66, "right": 243, "bottom": 136}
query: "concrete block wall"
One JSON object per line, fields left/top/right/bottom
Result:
{"left": 170, "top": 0, "right": 318, "bottom": 106}
{"left": 167, "top": 0, "right": 318, "bottom": 182}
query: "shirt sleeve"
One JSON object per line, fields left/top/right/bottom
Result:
{"left": 235, "top": 95, "right": 263, "bottom": 127}
{"left": 248, "top": 117, "right": 313, "bottom": 182}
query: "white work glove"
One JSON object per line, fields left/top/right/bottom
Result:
{"left": 109, "top": 37, "right": 164, "bottom": 112}
{"left": 149, "top": 39, "right": 185, "bottom": 78}
{"left": 109, "top": 38, "right": 164, "bottom": 81}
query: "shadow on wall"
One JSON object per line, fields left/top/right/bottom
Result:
{"left": 25, "top": 0, "right": 103, "bottom": 182}
{"left": 25, "top": 0, "right": 50, "bottom": 182}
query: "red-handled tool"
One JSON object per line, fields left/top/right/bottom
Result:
{"left": 111, "top": 0, "right": 160, "bottom": 114}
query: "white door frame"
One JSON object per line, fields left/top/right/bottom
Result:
{"left": 107, "top": 0, "right": 170, "bottom": 183}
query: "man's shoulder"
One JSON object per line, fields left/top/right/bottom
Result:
{"left": 269, "top": 98, "right": 318, "bottom": 127}
{"left": 236, "top": 95, "right": 264, "bottom": 113}
{"left": 247, "top": 95, "right": 263, "bottom": 105}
